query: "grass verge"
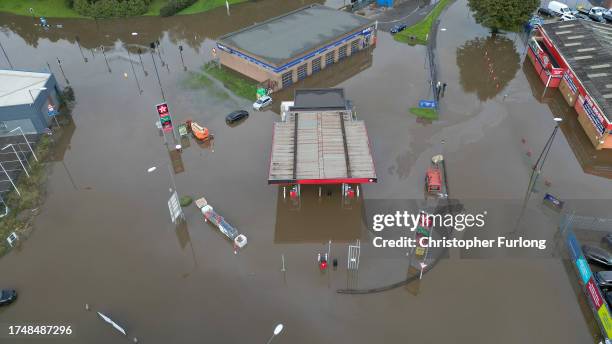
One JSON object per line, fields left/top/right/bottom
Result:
{"left": 0, "top": 0, "right": 83, "bottom": 18}
{"left": 394, "top": 0, "right": 450, "bottom": 46}
{"left": 409, "top": 107, "right": 439, "bottom": 120}
{"left": 0, "top": 0, "right": 247, "bottom": 18}
{"left": 202, "top": 61, "right": 257, "bottom": 101}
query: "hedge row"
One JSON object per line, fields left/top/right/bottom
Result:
{"left": 160, "top": 0, "right": 197, "bottom": 17}
{"left": 73, "top": 0, "right": 151, "bottom": 18}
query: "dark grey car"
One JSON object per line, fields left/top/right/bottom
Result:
{"left": 0, "top": 289, "right": 17, "bottom": 306}
{"left": 595, "top": 271, "right": 612, "bottom": 290}
{"left": 225, "top": 110, "right": 249, "bottom": 124}
{"left": 583, "top": 245, "right": 612, "bottom": 267}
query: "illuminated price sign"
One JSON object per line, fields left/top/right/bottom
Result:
{"left": 156, "top": 102, "right": 173, "bottom": 133}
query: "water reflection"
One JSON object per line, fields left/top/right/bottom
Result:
{"left": 274, "top": 185, "right": 365, "bottom": 243}
{"left": 456, "top": 34, "right": 520, "bottom": 101}
{"left": 0, "top": 0, "right": 324, "bottom": 51}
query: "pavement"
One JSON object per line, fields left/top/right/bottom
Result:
{"left": 366, "top": 0, "right": 439, "bottom": 31}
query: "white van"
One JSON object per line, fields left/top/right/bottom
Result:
{"left": 548, "top": 1, "right": 572, "bottom": 16}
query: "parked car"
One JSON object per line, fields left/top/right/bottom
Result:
{"left": 253, "top": 95, "right": 272, "bottom": 111}
{"left": 583, "top": 245, "right": 612, "bottom": 267}
{"left": 560, "top": 14, "right": 576, "bottom": 21}
{"left": 605, "top": 290, "right": 612, "bottom": 307}
{"left": 225, "top": 110, "right": 249, "bottom": 124}
{"left": 548, "top": 1, "right": 574, "bottom": 16}
{"left": 603, "top": 10, "right": 612, "bottom": 22}
{"left": 390, "top": 24, "right": 407, "bottom": 34}
{"left": 0, "top": 289, "right": 17, "bottom": 306}
{"left": 590, "top": 12, "right": 607, "bottom": 22}
{"left": 595, "top": 271, "right": 612, "bottom": 290}
{"left": 537, "top": 7, "right": 556, "bottom": 17}
{"left": 574, "top": 12, "right": 591, "bottom": 20}
{"left": 602, "top": 233, "right": 612, "bottom": 249}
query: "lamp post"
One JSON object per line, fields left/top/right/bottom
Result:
{"left": 266, "top": 324, "right": 284, "bottom": 344}
{"left": 28, "top": 87, "right": 47, "bottom": 106}
{"left": 0, "top": 39, "right": 13, "bottom": 69}
{"left": 9, "top": 127, "right": 37, "bottom": 161}
{"left": 523, "top": 117, "right": 563, "bottom": 204}
{"left": 2, "top": 144, "right": 29, "bottom": 178}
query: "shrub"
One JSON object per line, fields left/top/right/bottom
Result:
{"left": 160, "top": 0, "right": 197, "bottom": 17}
{"left": 73, "top": 0, "right": 150, "bottom": 18}
{"left": 65, "top": 0, "right": 75, "bottom": 8}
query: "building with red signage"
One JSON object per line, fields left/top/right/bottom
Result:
{"left": 528, "top": 21, "right": 612, "bottom": 150}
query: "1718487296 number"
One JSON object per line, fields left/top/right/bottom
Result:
{"left": 8, "top": 325, "right": 73, "bottom": 336}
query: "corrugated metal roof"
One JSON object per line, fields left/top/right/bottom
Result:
{"left": 541, "top": 20, "right": 612, "bottom": 121}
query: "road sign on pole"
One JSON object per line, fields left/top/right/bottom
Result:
{"left": 156, "top": 102, "right": 174, "bottom": 133}
{"left": 168, "top": 191, "right": 183, "bottom": 223}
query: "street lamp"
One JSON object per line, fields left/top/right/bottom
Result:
{"left": 2, "top": 144, "right": 29, "bottom": 177}
{"left": 8, "top": 127, "right": 38, "bottom": 161}
{"left": 27, "top": 87, "right": 47, "bottom": 106}
{"left": 523, "top": 117, "right": 563, "bottom": 203}
{"left": 266, "top": 324, "right": 284, "bottom": 344}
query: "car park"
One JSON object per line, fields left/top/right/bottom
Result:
{"left": 253, "top": 95, "right": 272, "bottom": 111}
{"left": 225, "top": 110, "right": 249, "bottom": 124}
{"left": 583, "top": 245, "right": 612, "bottom": 267}
{"left": 0, "top": 289, "right": 17, "bottom": 306}
{"left": 390, "top": 24, "right": 407, "bottom": 34}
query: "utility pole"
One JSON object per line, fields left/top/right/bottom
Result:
{"left": 56, "top": 58, "right": 69, "bottom": 85}
{"left": 100, "top": 45, "right": 111, "bottom": 73}
{"left": 0, "top": 40, "right": 13, "bottom": 69}
{"left": 150, "top": 43, "right": 166, "bottom": 101}
{"left": 523, "top": 117, "right": 563, "bottom": 205}
{"left": 75, "top": 36, "right": 88, "bottom": 63}
{"left": 126, "top": 48, "right": 143, "bottom": 95}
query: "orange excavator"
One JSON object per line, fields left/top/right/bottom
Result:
{"left": 186, "top": 120, "right": 214, "bottom": 141}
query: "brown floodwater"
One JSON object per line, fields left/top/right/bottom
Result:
{"left": 0, "top": 0, "right": 610, "bottom": 342}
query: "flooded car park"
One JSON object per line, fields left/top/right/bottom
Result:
{"left": 0, "top": 0, "right": 610, "bottom": 342}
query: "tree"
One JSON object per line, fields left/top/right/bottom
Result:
{"left": 467, "top": 0, "right": 538, "bottom": 32}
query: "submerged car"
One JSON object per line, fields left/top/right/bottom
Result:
{"left": 583, "top": 245, "right": 612, "bottom": 267}
{"left": 253, "top": 95, "right": 272, "bottom": 111}
{"left": 225, "top": 110, "right": 249, "bottom": 124}
{"left": 390, "top": 24, "right": 407, "bottom": 34}
{"left": 0, "top": 289, "right": 17, "bottom": 306}
{"left": 595, "top": 271, "right": 612, "bottom": 290}
{"left": 602, "top": 233, "right": 612, "bottom": 249}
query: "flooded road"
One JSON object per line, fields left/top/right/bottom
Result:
{"left": 0, "top": 0, "right": 610, "bottom": 342}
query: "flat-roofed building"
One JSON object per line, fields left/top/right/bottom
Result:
{"left": 0, "top": 69, "right": 60, "bottom": 135}
{"left": 216, "top": 4, "right": 376, "bottom": 92}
